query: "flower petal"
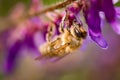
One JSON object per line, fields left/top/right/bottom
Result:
{"left": 108, "top": 7, "right": 120, "bottom": 34}
{"left": 101, "top": 0, "right": 116, "bottom": 22}
{"left": 84, "top": 1, "right": 108, "bottom": 48}
{"left": 4, "top": 40, "right": 23, "bottom": 73}
{"left": 75, "top": 13, "right": 83, "bottom": 26}
{"left": 110, "top": 19, "right": 120, "bottom": 34}
{"left": 115, "top": 7, "right": 120, "bottom": 18}
{"left": 89, "top": 30, "right": 108, "bottom": 49}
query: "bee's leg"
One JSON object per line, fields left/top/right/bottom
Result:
{"left": 54, "top": 43, "right": 70, "bottom": 55}
{"left": 46, "top": 24, "right": 55, "bottom": 42}
{"left": 59, "top": 10, "right": 69, "bottom": 33}
{"left": 59, "top": 21, "right": 64, "bottom": 33}
{"left": 50, "top": 54, "right": 69, "bottom": 62}
{"left": 49, "top": 37, "right": 61, "bottom": 47}
{"left": 45, "top": 43, "right": 69, "bottom": 58}
{"left": 57, "top": 43, "right": 70, "bottom": 51}
{"left": 35, "top": 43, "right": 70, "bottom": 61}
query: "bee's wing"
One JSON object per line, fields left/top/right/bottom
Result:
{"left": 35, "top": 55, "right": 46, "bottom": 60}
{"left": 49, "top": 53, "right": 70, "bottom": 62}
{"left": 35, "top": 53, "right": 70, "bottom": 62}
{"left": 35, "top": 56, "right": 42, "bottom": 60}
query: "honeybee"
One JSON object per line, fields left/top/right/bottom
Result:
{"left": 35, "top": 12, "right": 87, "bottom": 60}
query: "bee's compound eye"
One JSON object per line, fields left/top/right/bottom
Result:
{"left": 81, "top": 31, "right": 87, "bottom": 39}
{"left": 74, "top": 28, "right": 82, "bottom": 38}
{"left": 74, "top": 28, "right": 87, "bottom": 39}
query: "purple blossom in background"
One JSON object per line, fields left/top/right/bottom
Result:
{"left": 2, "top": 0, "right": 47, "bottom": 74}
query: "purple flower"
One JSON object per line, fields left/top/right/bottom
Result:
{"left": 2, "top": 19, "right": 46, "bottom": 74}
{"left": 47, "top": 12, "right": 63, "bottom": 35}
{"left": 4, "top": 40, "right": 23, "bottom": 74}
{"left": 1, "top": 0, "right": 47, "bottom": 74}
{"left": 83, "top": 0, "right": 120, "bottom": 49}
{"left": 67, "top": 2, "right": 83, "bottom": 26}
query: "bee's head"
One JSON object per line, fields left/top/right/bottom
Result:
{"left": 71, "top": 22, "right": 87, "bottom": 39}
{"left": 74, "top": 27, "right": 87, "bottom": 39}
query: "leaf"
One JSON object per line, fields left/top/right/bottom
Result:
{"left": 0, "top": 0, "right": 30, "bottom": 16}
{"left": 115, "top": 1, "right": 120, "bottom": 6}
{"left": 42, "top": 0, "right": 64, "bottom": 5}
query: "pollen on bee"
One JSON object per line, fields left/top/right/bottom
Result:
{"left": 37, "top": 19, "right": 87, "bottom": 60}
